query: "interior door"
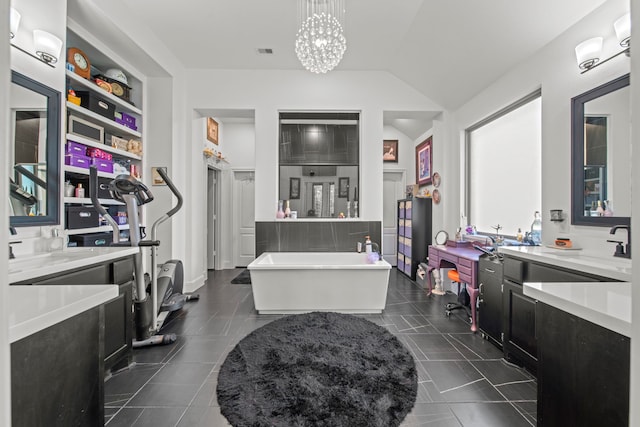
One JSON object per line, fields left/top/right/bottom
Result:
{"left": 233, "top": 170, "right": 255, "bottom": 267}
{"left": 382, "top": 171, "right": 405, "bottom": 265}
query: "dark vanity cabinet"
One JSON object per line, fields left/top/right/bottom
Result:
{"left": 14, "top": 256, "right": 135, "bottom": 372}
{"left": 501, "top": 254, "right": 615, "bottom": 375}
{"left": 536, "top": 302, "right": 629, "bottom": 426}
{"left": 477, "top": 255, "right": 503, "bottom": 347}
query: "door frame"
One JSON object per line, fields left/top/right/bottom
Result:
{"left": 383, "top": 170, "right": 406, "bottom": 265}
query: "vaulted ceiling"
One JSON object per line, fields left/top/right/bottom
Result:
{"left": 115, "top": 0, "right": 607, "bottom": 110}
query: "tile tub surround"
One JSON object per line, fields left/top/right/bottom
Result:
{"left": 248, "top": 252, "right": 391, "bottom": 314}
{"left": 104, "top": 268, "right": 537, "bottom": 426}
{"left": 255, "top": 220, "right": 381, "bottom": 256}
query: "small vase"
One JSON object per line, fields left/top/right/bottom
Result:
{"left": 284, "top": 200, "right": 291, "bottom": 218}
{"left": 276, "top": 200, "right": 285, "bottom": 219}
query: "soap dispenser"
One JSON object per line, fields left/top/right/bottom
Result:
{"left": 364, "top": 235, "right": 372, "bottom": 253}
{"left": 530, "top": 211, "right": 542, "bottom": 245}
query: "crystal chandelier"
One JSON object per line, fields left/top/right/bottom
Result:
{"left": 295, "top": 0, "right": 347, "bottom": 74}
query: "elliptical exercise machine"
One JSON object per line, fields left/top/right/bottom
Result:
{"left": 90, "top": 166, "right": 198, "bottom": 348}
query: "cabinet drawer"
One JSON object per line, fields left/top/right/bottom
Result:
{"left": 504, "top": 257, "right": 525, "bottom": 283}
{"left": 439, "top": 251, "right": 459, "bottom": 265}
{"left": 458, "top": 271, "right": 473, "bottom": 284}
{"left": 31, "top": 263, "right": 110, "bottom": 285}
{"left": 112, "top": 257, "right": 134, "bottom": 284}
{"left": 458, "top": 257, "right": 473, "bottom": 268}
{"left": 457, "top": 264, "right": 473, "bottom": 280}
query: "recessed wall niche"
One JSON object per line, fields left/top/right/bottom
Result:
{"left": 279, "top": 112, "right": 359, "bottom": 218}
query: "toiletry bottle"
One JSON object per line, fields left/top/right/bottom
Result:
{"left": 604, "top": 200, "right": 613, "bottom": 216}
{"left": 516, "top": 228, "right": 523, "bottom": 243}
{"left": 596, "top": 200, "right": 605, "bottom": 216}
{"left": 276, "top": 200, "right": 285, "bottom": 219}
{"left": 75, "top": 183, "right": 85, "bottom": 198}
{"left": 284, "top": 200, "right": 291, "bottom": 218}
{"left": 530, "top": 211, "right": 542, "bottom": 245}
{"left": 365, "top": 235, "right": 372, "bottom": 253}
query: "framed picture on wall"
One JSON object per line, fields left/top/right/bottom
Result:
{"left": 338, "top": 177, "right": 349, "bottom": 198}
{"left": 383, "top": 139, "right": 398, "bottom": 162}
{"left": 290, "top": 177, "right": 300, "bottom": 199}
{"left": 207, "top": 117, "right": 219, "bottom": 145}
{"left": 415, "top": 136, "right": 432, "bottom": 186}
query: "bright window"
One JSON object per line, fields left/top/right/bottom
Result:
{"left": 466, "top": 92, "right": 542, "bottom": 236}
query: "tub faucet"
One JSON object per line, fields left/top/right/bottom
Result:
{"left": 608, "top": 225, "right": 631, "bottom": 259}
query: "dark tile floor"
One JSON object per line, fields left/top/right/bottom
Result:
{"left": 104, "top": 268, "right": 537, "bottom": 426}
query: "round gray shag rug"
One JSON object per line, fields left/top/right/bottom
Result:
{"left": 216, "top": 311, "right": 418, "bottom": 427}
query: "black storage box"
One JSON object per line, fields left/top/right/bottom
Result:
{"left": 98, "top": 177, "right": 114, "bottom": 199}
{"left": 75, "top": 91, "right": 116, "bottom": 120}
{"left": 68, "top": 232, "right": 113, "bottom": 247}
{"left": 66, "top": 205, "right": 100, "bottom": 229}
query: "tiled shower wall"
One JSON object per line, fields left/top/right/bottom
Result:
{"left": 255, "top": 221, "right": 382, "bottom": 256}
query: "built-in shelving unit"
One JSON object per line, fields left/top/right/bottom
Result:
{"left": 64, "top": 28, "right": 144, "bottom": 243}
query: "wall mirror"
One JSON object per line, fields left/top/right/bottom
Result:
{"left": 9, "top": 70, "right": 61, "bottom": 227}
{"left": 571, "top": 73, "right": 630, "bottom": 227}
{"left": 279, "top": 112, "right": 359, "bottom": 218}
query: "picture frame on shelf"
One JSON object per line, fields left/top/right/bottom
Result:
{"left": 383, "top": 139, "right": 398, "bottom": 162}
{"left": 415, "top": 136, "right": 432, "bottom": 186}
{"left": 151, "top": 167, "right": 167, "bottom": 186}
{"left": 207, "top": 117, "right": 219, "bottom": 145}
{"left": 290, "top": 177, "right": 300, "bottom": 199}
{"left": 338, "top": 177, "right": 349, "bottom": 198}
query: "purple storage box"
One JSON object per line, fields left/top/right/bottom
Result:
{"left": 65, "top": 153, "right": 91, "bottom": 169}
{"left": 117, "top": 112, "right": 136, "bottom": 126}
{"left": 115, "top": 117, "right": 137, "bottom": 130}
{"left": 66, "top": 140, "right": 88, "bottom": 155}
{"left": 90, "top": 157, "right": 114, "bottom": 173}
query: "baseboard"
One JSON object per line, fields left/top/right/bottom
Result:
{"left": 185, "top": 274, "right": 206, "bottom": 293}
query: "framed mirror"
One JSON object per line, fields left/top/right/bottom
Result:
{"left": 9, "top": 70, "right": 61, "bottom": 227}
{"left": 571, "top": 74, "right": 630, "bottom": 227}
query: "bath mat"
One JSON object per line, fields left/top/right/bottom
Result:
{"left": 216, "top": 311, "right": 418, "bottom": 426}
{"left": 230, "top": 269, "right": 251, "bottom": 284}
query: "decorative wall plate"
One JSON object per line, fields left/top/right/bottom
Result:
{"left": 432, "top": 189, "right": 441, "bottom": 204}
{"left": 432, "top": 172, "right": 441, "bottom": 188}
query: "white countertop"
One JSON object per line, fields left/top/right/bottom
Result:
{"left": 524, "top": 281, "right": 631, "bottom": 337}
{"left": 499, "top": 246, "right": 631, "bottom": 282}
{"left": 9, "top": 284, "right": 119, "bottom": 343}
{"left": 9, "top": 247, "right": 138, "bottom": 284}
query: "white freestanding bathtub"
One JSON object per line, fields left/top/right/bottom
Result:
{"left": 248, "top": 252, "right": 392, "bottom": 314}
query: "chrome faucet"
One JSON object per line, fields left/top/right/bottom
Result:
{"left": 608, "top": 225, "right": 631, "bottom": 259}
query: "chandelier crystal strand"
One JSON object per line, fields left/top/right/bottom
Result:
{"left": 295, "top": 0, "right": 346, "bottom": 74}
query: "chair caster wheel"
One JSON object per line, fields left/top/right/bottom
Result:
{"left": 445, "top": 310, "right": 451, "bottom": 317}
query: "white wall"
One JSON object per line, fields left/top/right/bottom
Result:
{"left": 629, "top": 0, "right": 639, "bottom": 423}
{"left": 449, "top": 0, "right": 630, "bottom": 257}
{"left": 1, "top": 1, "right": 11, "bottom": 423}
{"left": 382, "top": 125, "right": 416, "bottom": 183}
{"left": 180, "top": 69, "right": 443, "bottom": 284}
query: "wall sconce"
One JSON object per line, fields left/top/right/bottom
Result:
{"left": 9, "top": 8, "right": 62, "bottom": 68}
{"left": 10, "top": 7, "right": 21, "bottom": 39}
{"left": 576, "top": 12, "right": 630, "bottom": 74}
{"left": 33, "top": 30, "right": 63, "bottom": 64}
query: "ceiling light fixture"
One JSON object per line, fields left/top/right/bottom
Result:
{"left": 576, "top": 12, "right": 630, "bottom": 74}
{"left": 295, "top": 0, "right": 346, "bottom": 74}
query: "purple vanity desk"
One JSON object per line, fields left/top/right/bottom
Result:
{"left": 427, "top": 242, "right": 482, "bottom": 332}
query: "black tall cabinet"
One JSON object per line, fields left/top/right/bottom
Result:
{"left": 397, "top": 198, "right": 432, "bottom": 280}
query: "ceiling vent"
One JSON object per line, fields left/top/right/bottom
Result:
{"left": 257, "top": 48, "right": 273, "bottom": 55}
